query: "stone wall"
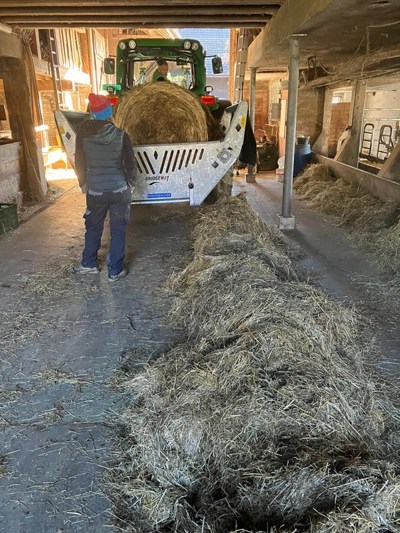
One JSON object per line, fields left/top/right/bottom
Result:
{"left": 297, "top": 87, "right": 324, "bottom": 145}
{"left": 0, "top": 78, "right": 11, "bottom": 134}
{"left": 329, "top": 102, "right": 351, "bottom": 157}
{"left": 243, "top": 79, "right": 270, "bottom": 134}
{"left": 0, "top": 142, "right": 22, "bottom": 204}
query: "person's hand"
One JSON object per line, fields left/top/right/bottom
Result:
{"left": 80, "top": 184, "right": 88, "bottom": 194}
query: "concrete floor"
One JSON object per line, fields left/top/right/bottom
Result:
{"left": 0, "top": 174, "right": 398, "bottom": 532}
{"left": 0, "top": 186, "right": 190, "bottom": 532}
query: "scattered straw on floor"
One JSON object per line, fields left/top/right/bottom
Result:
{"left": 109, "top": 195, "right": 400, "bottom": 533}
{"left": 34, "top": 368, "right": 86, "bottom": 385}
{"left": 20, "top": 256, "right": 101, "bottom": 299}
{"left": 0, "top": 257, "right": 102, "bottom": 354}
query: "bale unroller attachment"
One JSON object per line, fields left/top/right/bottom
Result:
{"left": 55, "top": 100, "right": 248, "bottom": 206}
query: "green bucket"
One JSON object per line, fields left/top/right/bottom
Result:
{"left": 0, "top": 203, "right": 18, "bottom": 235}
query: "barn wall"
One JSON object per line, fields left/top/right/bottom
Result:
{"left": 0, "top": 142, "right": 23, "bottom": 204}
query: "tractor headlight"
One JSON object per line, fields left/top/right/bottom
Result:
{"left": 128, "top": 40, "right": 136, "bottom": 49}
{"left": 183, "top": 40, "right": 191, "bottom": 50}
{"left": 191, "top": 42, "right": 199, "bottom": 51}
{"left": 119, "top": 41, "right": 127, "bottom": 50}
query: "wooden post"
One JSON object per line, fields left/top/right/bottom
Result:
{"left": 312, "top": 87, "right": 334, "bottom": 156}
{"left": 1, "top": 57, "right": 45, "bottom": 201}
{"left": 335, "top": 81, "right": 366, "bottom": 168}
{"left": 378, "top": 142, "right": 400, "bottom": 183}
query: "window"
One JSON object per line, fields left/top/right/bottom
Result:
{"left": 123, "top": 59, "right": 194, "bottom": 91}
{"left": 332, "top": 94, "right": 344, "bottom": 104}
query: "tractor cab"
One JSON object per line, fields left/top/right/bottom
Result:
{"left": 103, "top": 38, "right": 225, "bottom": 113}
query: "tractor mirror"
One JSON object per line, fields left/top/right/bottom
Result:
{"left": 104, "top": 58, "right": 115, "bottom": 75}
{"left": 212, "top": 56, "right": 223, "bottom": 74}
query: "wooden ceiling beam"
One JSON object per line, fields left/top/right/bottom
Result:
{"left": 10, "top": 22, "right": 266, "bottom": 28}
{"left": 0, "top": 0, "right": 283, "bottom": 6}
{"left": 0, "top": 6, "right": 279, "bottom": 16}
{"left": 3, "top": 16, "right": 272, "bottom": 24}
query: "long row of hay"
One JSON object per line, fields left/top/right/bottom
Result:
{"left": 293, "top": 164, "right": 400, "bottom": 278}
{"left": 110, "top": 195, "right": 400, "bottom": 532}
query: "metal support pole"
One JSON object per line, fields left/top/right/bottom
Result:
{"left": 278, "top": 35, "right": 302, "bottom": 230}
{"left": 249, "top": 67, "right": 257, "bottom": 130}
{"left": 246, "top": 66, "right": 257, "bottom": 183}
{"left": 87, "top": 28, "right": 98, "bottom": 93}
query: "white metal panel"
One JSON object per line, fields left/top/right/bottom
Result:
{"left": 55, "top": 101, "right": 248, "bottom": 206}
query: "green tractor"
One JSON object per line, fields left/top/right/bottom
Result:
{"left": 102, "top": 37, "right": 231, "bottom": 119}
{"left": 56, "top": 38, "right": 257, "bottom": 206}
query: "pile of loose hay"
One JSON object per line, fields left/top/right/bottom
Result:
{"left": 294, "top": 164, "right": 400, "bottom": 278}
{"left": 111, "top": 196, "right": 400, "bottom": 532}
{"left": 202, "top": 103, "right": 225, "bottom": 141}
{"left": 115, "top": 83, "right": 208, "bottom": 145}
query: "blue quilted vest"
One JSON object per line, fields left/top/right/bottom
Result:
{"left": 83, "top": 122, "right": 127, "bottom": 192}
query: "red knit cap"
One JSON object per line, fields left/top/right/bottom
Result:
{"left": 88, "top": 93, "right": 110, "bottom": 113}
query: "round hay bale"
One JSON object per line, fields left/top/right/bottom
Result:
{"left": 114, "top": 83, "right": 208, "bottom": 145}
{"left": 201, "top": 104, "right": 225, "bottom": 141}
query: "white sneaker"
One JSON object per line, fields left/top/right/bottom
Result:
{"left": 108, "top": 267, "right": 128, "bottom": 283}
{"left": 72, "top": 264, "right": 100, "bottom": 275}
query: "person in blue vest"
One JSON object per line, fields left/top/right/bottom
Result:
{"left": 73, "top": 93, "right": 136, "bottom": 282}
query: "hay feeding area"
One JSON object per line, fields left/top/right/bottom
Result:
{"left": 115, "top": 83, "right": 208, "bottom": 145}
{"left": 293, "top": 164, "right": 400, "bottom": 280}
{"left": 110, "top": 196, "right": 400, "bottom": 532}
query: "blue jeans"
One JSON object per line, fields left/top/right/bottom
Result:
{"left": 81, "top": 189, "right": 131, "bottom": 276}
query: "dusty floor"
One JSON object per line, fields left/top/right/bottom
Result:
{"left": 18, "top": 170, "right": 78, "bottom": 224}
{"left": 0, "top": 183, "right": 190, "bottom": 532}
{"left": 0, "top": 173, "right": 398, "bottom": 532}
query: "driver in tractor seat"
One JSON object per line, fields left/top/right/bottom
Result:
{"left": 152, "top": 59, "right": 169, "bottom": 82}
